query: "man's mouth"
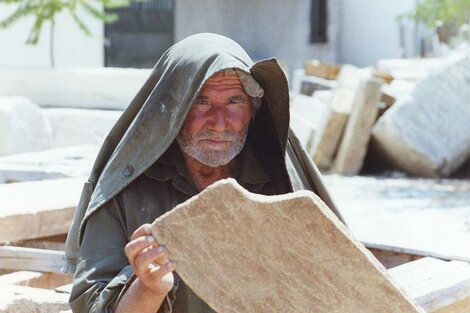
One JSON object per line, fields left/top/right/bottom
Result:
{"left": 200, "top": 139, "right": 231, "bottom": 145}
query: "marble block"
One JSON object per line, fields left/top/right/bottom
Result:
{"left": 151, "top": 179, "right": 423, "bottom": 313}
{"left": 0, "top": 96, "right": 53, "bottom": 156}
{"left": 0, "top": 68, "right": 151, "bottom": 110}
{"left": 372, "top": 53, "right": 470, "bottom": 177}
{"left": 0, "top": 145, "right": 98, "bottom": 183}
{"left": 42, "top": 108, "right": 122, "bottom": 148}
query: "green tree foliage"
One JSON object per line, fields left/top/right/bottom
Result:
{"left": 401, "top": 0, "right": 470, "bottom": 28}
{"left": 0, "top": 0, "right": 149, "bottom": 66}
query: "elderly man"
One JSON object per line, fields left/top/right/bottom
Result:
{"left": 65, "top": 33, "right": 340, "bottom": 312}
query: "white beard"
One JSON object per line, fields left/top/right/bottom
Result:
{"left": 176, "top": 127, "right": 249, "bottom": 167}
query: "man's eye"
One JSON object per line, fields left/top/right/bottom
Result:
{"left": 228, "top": 97, "right": 245, "bottom": 105}
{"left": 194, "top": 99, "right": 208, "bottom": 105}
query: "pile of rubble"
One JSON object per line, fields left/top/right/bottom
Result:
{"left": 291, "top": 52, "right": 470, "bottom": 178}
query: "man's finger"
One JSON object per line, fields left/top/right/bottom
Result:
{"left": 131, "top": 223, "right": 152, "bottom": 240}
{"left": 124, "top": 235, "right": 156, "bottom": 261}
{"left": 147, "top": 260, "right": 176, "bottom": 281}
{"left": 134, "top": 246, "right": 168, "bottom": 274}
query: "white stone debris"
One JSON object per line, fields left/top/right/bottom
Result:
{"left": 0, "top": 96, "right": 53, "bottom": 156}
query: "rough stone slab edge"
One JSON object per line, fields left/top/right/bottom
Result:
{"left": 151, "top": 178, "right": 424, "bottom": 312}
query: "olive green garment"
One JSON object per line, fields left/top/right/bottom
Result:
{"left": 65, "top": 33, "right": 344, "bottom": 312}
{"left": 69, "top": 142, "right": 290, "bottom": 312}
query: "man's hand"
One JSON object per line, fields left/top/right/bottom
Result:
{"left": 124, "top": 223, "right": 175, "bottom": 296}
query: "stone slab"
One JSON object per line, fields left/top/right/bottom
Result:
{"left": 390, "top": 257, "right": 470, "bottom": 313}
{"left": 374, "top": 55, "right": 464, "bottom": 82}
{"left": 372, "top": 53, "right": 470, "bottom": 177}
{"left": 290, "top": 111, "right": 316, "bottom": 155}
{"left": 151, "top": 179, "right": 423, "bottom": 313}
{"left": 334, "top": 79, "right": 383, "bottom": 175}
{"left": 290, "top": 93, "right": 330, "bottom": 154}
{"left": 0, "top": 178, "right": 83, "bottom": 243}
{"left": 0, "top": 97, "right": 53, "bottom": 156}
{"left": 0, "top": 145, "right": 98, "bottom": 183}
{"left": 323, "top": 174, "right": 470, "bottom": 262}
{"left": 291, "top": 69, "right": 336, "bottom": 96}
{"left": 0, "top": 285, "right": 69, "bottom": 313}
{"left": 311, "top": 65, "right": 373, "bottom": 170}
{"left": 42, "top": 108, "right": 122, "bottom": 149}
{"left": 313, "top": 110, "right": 348, "bottom": 169}
{"left": 290, "top": 93, "right": 330, "bottom": 128}
{"left": 0, "top": 68, "right": 151, "bottom": 110}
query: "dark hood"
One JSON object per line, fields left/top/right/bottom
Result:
{"left": 64, "top": 33, "right": 342, "bottom": 272}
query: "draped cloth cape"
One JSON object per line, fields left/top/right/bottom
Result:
{"left": 64, "top": 33, "right": 344, "bottom": 273}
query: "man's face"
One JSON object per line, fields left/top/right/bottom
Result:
{"left": 177, "top": 71, "right": 253, "bottom": 167}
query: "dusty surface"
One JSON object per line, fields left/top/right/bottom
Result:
{"left": 0, "top": 285, "right": 69, "bottom": 313}
{"left": 323, "top": 174, "right": 470, "bottom": 261}
{"left": 0, "top": 145, "right": 97, "bottom": 183}
{"left": 151, "top": 178, "right": 423, "bottom": 313}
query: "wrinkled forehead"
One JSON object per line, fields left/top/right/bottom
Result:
{"left": 203, "top": 71, "right": 243, "bottom": 90}
{"left": 202, "top": 69, "right": 264, "bottom": 98}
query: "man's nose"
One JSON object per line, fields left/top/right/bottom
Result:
{"left": 210, "top": 108, "right": 227, "bottom": 131}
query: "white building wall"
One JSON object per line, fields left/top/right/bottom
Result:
{"left": 0, "top": 4, "right": 104, "bottom": 68}
{"left": 338, "top": 0, "right": 418, "bottom": 67}
{"left": 307, "top": 0, "right": 342, "bottom": 63}
{"left": 175, "top": 0, "right": 336, "bottom": 80}
{"left": 0, "top": 1, "right": 423, "bottom": 70}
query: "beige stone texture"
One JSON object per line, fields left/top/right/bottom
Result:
{"left": 0, "top": 285, "right": 69, "bottom": 313}
{"left": 312, "top": 110, "right": 348, "bottom": 169}
{"left": 151, "top": 179, "right": 423, "bottom": 313}
{"left": 334, "top": 78, "right": 383, "bottom": 175}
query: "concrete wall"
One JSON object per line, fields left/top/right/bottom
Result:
{"left": 338, "top": 0, "right": 418, "bottom": 67}
{"left": 0, "top": 4, "right": 104, "bottom": 68}
{"left": 175, "top": 0, "right": 337, "bottom": 80}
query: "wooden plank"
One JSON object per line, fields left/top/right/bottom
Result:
{"left": 0, "top": 271, "right": 43, "bottom": 285}
{"left": 0, "top": 246, "right": 65, "bottom": 273}
{"left": 389, "top": 257, "right": 470, "bottom": 312}
{"left": 334, "top": 78, "right": 383, "bottom": 175}
{"left": 0, "top": 270, "right": 72, "bottom": 289}
{"left": 368, "top": 246, "right": 423, "bottom": 269}
{"left": 0, "top": 178, "right": 83, "bottom": 243}
{"left": 365, "top": 242, "right": 470, "bottom": 264}
{"left": 313, "top": 110, "right": 348, "bottom": 169}
{"left": 305, "top": 60, "right": 341, "bottom": 80}
{"left": 312, "top": 65, "right": 370, "bottom": 170}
